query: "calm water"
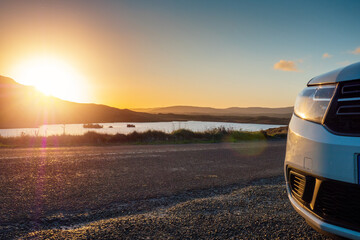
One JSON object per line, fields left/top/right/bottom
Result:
{"left": 0, "top": 121, "right": 285, "bottom": 137}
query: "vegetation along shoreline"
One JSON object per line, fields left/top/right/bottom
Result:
{"left": 0, "top": 127, "right": 288, "bottom": 148}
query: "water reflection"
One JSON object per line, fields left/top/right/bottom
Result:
{"left": 0, "top": 121, "right": 284, "bottom": 137}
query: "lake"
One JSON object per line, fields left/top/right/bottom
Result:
{"left": 0, "top": 121, "right": 285, "bottom": 137}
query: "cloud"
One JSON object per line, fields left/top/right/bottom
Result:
{"left": 322, "top": 53, "right": 332, "bottom": 58}
{"left": 273, "top": 60, "right": 298, "bottom": 72}
{"left": 350, "top": 47, "right": 360, "bottom": 55}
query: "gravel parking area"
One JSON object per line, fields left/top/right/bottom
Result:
{"left": 21, "top": 176, "right": 329, "bottom": 239}
{"left": 0, "top": 142, "right": 331, "bottom": 239}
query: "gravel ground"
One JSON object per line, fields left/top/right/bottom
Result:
{"left": 20, "top": 176, "right": 329, "bottom": 239}
{"left": 0, "top": 142, "right": 331, "bottom": 239}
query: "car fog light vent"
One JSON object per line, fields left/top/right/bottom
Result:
{"left": 289, "top": 171, "right": 306, "bottom": 199}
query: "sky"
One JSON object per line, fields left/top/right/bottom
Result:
{"left": 1, "top": 0, "right": 360, "bottom": 109}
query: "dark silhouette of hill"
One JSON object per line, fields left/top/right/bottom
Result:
{"left": 0, "top": 76, "right": 290, "bottom": 129}
{"left": 0, "top": 76, "right": 164, "bottom": 128}
{"left": 132, "top": 105, "right": 293, "bottom": 117}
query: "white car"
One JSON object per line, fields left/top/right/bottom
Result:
{"left": 285, "top": 62, "right": 360, "bottom": 239}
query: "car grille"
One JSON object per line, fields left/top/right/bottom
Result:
{"left": 324, "top": 80, "right": 360, "bottom": 135}
{"left": 314, "top": 180, "right": 360, "bottom": 232}
{"left": 288, "top": 168, "right": 360, "bottom": 232}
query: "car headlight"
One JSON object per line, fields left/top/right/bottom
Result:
{"left": 294, "top": 84, "right": 337, "bottom": 123}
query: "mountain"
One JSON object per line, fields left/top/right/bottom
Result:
{"left": 0, "top": 76, "right": 164, "bottom": 128}
{"left": 0, "top": 76, "right": 291, "bottom": 129}
{"left": 132, "top": 105, "right": 293, "bottom": 117}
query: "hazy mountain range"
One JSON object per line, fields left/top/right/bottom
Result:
{"left": 132, "top": 106, "right": 293, "bottom": 117}
{"left": 0, "top": 76, "right": 292, "bottom": 129}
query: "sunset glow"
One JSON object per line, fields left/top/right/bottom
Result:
{"left": 10, "top": 56, "right": 88, "bottom": 102}
{"left": 1, "top": 1, "right": 360, "bottom": 109}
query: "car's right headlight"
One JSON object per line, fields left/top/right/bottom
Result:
{"left": 294, "top": 84, "right": 337, "bottom": 123}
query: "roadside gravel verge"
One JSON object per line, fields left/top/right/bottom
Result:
{"left": 20, "top": 176, "right": 330, "bottom": 239}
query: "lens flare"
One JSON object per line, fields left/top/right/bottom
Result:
{"left": 223, "top": 141, "right": 268, "bottom": 157}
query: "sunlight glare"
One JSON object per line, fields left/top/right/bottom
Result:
{"left": 10, "top": 56, "right": 88, "bottom": 102}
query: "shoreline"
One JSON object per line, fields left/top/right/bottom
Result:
{"left": 0, "top": 115, "right": 290, "bottom": 130}
{"left": 0, "top": 127, "right": 288, "bottom": 148}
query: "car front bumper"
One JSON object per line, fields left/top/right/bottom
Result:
{"left": 286, "top": 184, "right": 360, "bottom": 239}
{"left": 285, "top": 114, "right": 360, "bottom": 239}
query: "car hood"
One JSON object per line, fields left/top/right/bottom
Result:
{"left": 308, "top": 62, "right": 360, "bottom": 85}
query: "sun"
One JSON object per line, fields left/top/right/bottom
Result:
{"left": 10, "top": 56, "right": 89, "bottom": 103}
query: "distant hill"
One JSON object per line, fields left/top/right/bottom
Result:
{"left": 132, "top": 105, "right": 293, "bottom": 117}
{"left": 0, "top": 76, "right": 291, "bottom": 129}
{"left": 0, "top": 76, "right": 164, "bottom": 128}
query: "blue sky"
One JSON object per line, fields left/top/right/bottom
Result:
{"left": 1, "top": 0, "right": 360, "bottom": 108}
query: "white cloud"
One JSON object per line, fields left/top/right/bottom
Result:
{"left": 273, "top": 60, "right": 298, "bottom": 72}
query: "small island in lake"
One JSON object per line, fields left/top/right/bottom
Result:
{"left": 83, "top": 123, "right": 103, "bottom": 129}
{"left": 127, "top": 124, "right": 135, "bottom": 128}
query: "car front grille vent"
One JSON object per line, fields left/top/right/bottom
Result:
{"left": 324, "top": 80, "right": 360, "bottom": 135}
{"left": 342, "top": 83, "right": 360, "bottom": 96}
{"left": 336, "top": 83, "right": 360, "bottom": 115}
{"left": 314, "top": 180, "right": 360, "bottom": 232}
{"left": 337, "top": 105, "right": 360, "bottom": 115}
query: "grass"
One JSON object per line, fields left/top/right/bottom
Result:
{"left": 0, "top": 127, "right": 287, "bottom": 148}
